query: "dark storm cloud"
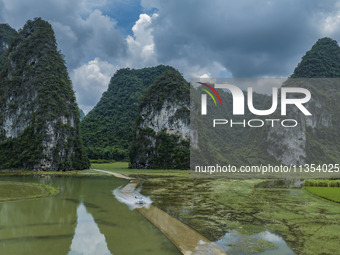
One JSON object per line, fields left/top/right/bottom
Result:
{"left": 144, "top": 0, "right": 340, "bottom": 77}
{"left": 0, "top": 0, "right": 127, "bottom": 69}
{"left": 50, "top": 9, "right": 127, "bottom": 68}
{"left": 0, "top": 1, "right": 4, "bottom": 23}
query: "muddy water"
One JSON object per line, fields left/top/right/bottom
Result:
{"left": 0, "top": 176, "right": 181, "bottom": 255}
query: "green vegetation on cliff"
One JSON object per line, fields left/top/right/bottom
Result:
{"left": 0, "top": 181, "right": 59, "bottom": 201}
{"left": 290, "top": 38, "right": 340, "bottom": 163}
{"left": 0, "top": 18, "right": 89, "bottom": 170}
{"left": 81, "top": 65, "right": 176, "bottom": 161}
{"left": 129, "top": 71, "right": 190, "bottom": 169}
{"left": 0, "top": 24, "right": 17, "bottom": 68}
{"left": 191, "top": 83, "right": 278, "bottom": 167}
{"left": 292, "top": 37, "right": 340, "bottom": 78}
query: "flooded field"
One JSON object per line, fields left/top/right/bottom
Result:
{"left": 139, "top": 177, "right": 340, "bottom": 254}
{"left": 1, "top": 172, "right": 339, "bottom": 255}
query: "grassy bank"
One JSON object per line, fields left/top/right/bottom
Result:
{"left": 91, "top": 162, "right": 189, "bottom": 178}
{"left": 0, "top": 181, "right": 59, "bottom": 201}
{"left": 0, "top": 169, "right": 106, "bottom": 176}
{"left": 305, "top": 186, "right": 340, "bottom": 203}
{"left": 0, "top": 162, "right": 188, "bottom": 177}
{"left": 305, "top": 179, "right": 340, "bottom": 187}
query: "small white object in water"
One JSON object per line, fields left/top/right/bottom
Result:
{"left": 135, "top": 195, "right": 144, "bottom": 204}
{"left": 113, "top": 185, "right": 152, "bottom": 210}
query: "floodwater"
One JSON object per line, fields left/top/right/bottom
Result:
{"left": 114, "top": 181, "right": 225, "bottom": 255}
{"left": 113, "top": 183, "right": 153, "bottom": 210}
{"left": 0, "top": 176, "right": 181, "bottom": 255}
{"left": 214, "top": 230, "right": 294, "bottom": 255}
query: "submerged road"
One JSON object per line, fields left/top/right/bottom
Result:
{"left": 91, "top": 169, "right": 135, "bottom": 180}
{"left": 92, "top": 169, "right": 225, "bottom": 255}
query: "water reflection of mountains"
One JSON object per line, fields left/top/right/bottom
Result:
{"left": 0, "top": 176, "right": 180, "bottom": 255}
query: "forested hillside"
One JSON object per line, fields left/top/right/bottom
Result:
{"left": 81, "top": 65, "right": 176, "bottom": 160}
{"left": 129, "top": 71, "right": 190, "bottom": 169}
{"left": 268, "top": 37, "right": 340, "bottom": 164}
{"left": 0, "top": 24, "right": 17, "bottom": 67}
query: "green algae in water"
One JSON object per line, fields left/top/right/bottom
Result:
{"left": 0, "top": 181, "right": 58, "bottom": 201}
{"left": 140, "top": 177, "right": 340, "bottom": 255}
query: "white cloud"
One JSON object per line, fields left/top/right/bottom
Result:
{"left": 71, "top": 58, "right": 117, "bottom": 113}
{"left": 80, "top": 9, "right": 126, "bottom": 61}
{"left": 124, "top": 13, "right": 158, "bottom": 67}
{"left": 323, "top": 15, "right": 340, "bottom": 35}
{"left": 71, "top": 12, "right": 160, "bottom": 113}
{"left": 78, "top": 0, "right": 108, "bottom": 14}
{"left": 319, "top": 2, "right": 340, "bottom": 36}
{"left": 200, "top": 74, "right": 210, "bottom": 78}
{"left": 51, "top": 9, "right": 127, "bottom": 69}
{"left": 162, "top": 58, "right": 230, "bottom": 81}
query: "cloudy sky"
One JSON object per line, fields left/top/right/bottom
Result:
{"left": 1, "top": 0, "right": 340, "bottom": 112}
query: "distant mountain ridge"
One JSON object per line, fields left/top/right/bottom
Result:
{"left": 1, "top": 18, "right": 338, "bottom": 170}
